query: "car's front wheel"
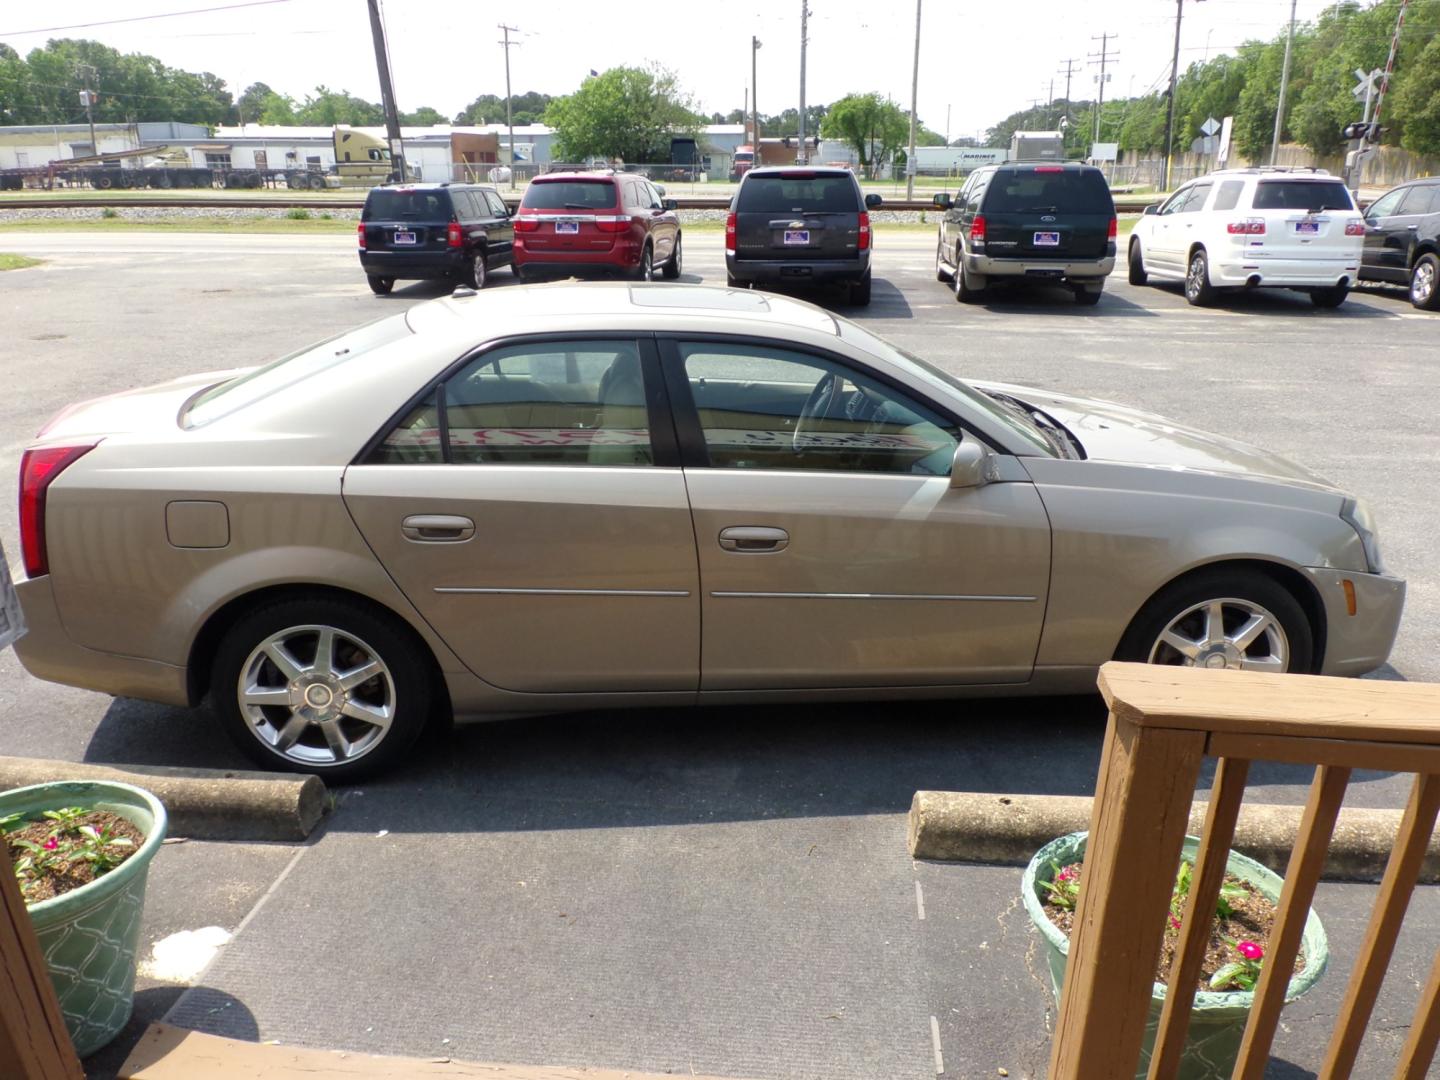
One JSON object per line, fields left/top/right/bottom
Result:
{"left": 211, "top": 596, "right": 434, "bottom": 780}
{"left": 1116, "top": 569, "right": 1313, "bottom": 675}
{"left": 1410, "top": 253, "right": 1440, "bottom": 311}
{"left": 367, "top": 275, "right": 395, "bottom": 295}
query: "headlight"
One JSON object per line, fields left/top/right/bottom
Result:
{"left": 1341, "top": 497, "right": 1385, "bottom": 574}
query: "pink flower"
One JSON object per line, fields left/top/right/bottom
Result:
{"left": 42, "top": 836, "right": 59, "bottom": 851}
{"left": 1169, "top": 916, "right": 1182, "bottom": 930}
{"left": 1055, "top": 868, "right": 1074, "bottom": 883}
{"left": 1237, "top": 941, "right": 1264, "bottom": 961}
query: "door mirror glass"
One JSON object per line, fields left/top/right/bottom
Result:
{"left": 865, "top": 193, "right": 883, "bottom": 209}
{"left": 932, "top": 194, "right": 952, "bottom": 210}
{"left": 662, "top": 198, "right": 678, "bottom": 211}
{"left": 1142, "top": 204, "right": 1159, "bottom": 216}
{"left": 949, "top": 441, "right": 996, "bottom": 489}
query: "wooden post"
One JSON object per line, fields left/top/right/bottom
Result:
{"left": 0, "top": 841, "right": 84, "bottom": 1079}
{"left": 1047, "top": 707, "right": 1206, "bottom": 1080}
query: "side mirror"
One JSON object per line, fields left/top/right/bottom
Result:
{"left": 1142, "top": 204, "right": 1159, "bottom": 216}
{"left": 949, "top": 441, "right": 997, "bottom": 489}
{"left": 655, "top": 183, "right": 667, "bottom": 196}
{"left": 865, "top": 193, "right": 883, "bottom": 209}
{"left": 932, "top": 194, "right": 952, "bottom": 210}
{"left": 662, "top": 198, "right": 678, "bottom": 211}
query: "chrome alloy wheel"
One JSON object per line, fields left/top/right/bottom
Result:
{"left": 1186, "top": 255, "right": 1207, "bottom": 301}
{"left": 1147, "top": 598, "right": 1290, "bottom": 673}
{"left": 237, "top": 624, "right": 395, "bottom": 766}
{"left": 1413, "top": 259, "right": 1436, "bottom": 305}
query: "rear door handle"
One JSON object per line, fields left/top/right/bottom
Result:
{"left": 402, "top": 514, "right": 475, "bottom": 543}
{"left": 718, "top": 526, "right": 789, "bottom": 553}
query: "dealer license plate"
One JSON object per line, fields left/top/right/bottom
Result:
{"left": 783, "top": 229, "right": 810, "bottom": 245}
{"left": 1033, "top": 231, "right": 1061, "bottom": 246}
{"left": 556, "top": 220, "right": 580, "bottom": 234}
{"left": 1295, "top": 221, "right": 1320, "bottom": 235}
{"left": 392, "top": 230, "right": 416, "bottom": 245}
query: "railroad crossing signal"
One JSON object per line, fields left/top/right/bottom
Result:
{"left": 1352, "top": 68, "right": 1381, "bottom": 101}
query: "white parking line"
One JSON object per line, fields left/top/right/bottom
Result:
{"left": 930, "top": 1015, "right": 945, "bottom": 1075}
{"left": 915, "top": 880, "right": 926, "bottom": 920}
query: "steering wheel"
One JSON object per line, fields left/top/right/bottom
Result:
{"left": 792, "top": 371, "right": 840, "bottom": 451}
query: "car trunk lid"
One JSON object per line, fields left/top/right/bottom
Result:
{"left": 733, "top": 172, "right": 862, "bottom": 261}
{"left": 1246, "top": 178, "right": 1362, "bottom": 262}
{"left": 980, "top": 167, "right": 1114, "bottom": 260}
{"left": 37, "top": 371, "right": 240, "bottom": 441}
{"left": 517, "top": 179, "right": 621, "bottom": 253}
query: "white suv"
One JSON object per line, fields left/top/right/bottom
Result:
{"left": 1128, "top": 168, "right": 1365, "bottom": 308}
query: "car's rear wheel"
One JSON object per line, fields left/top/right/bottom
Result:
{"left": 955, "top": 254, "right": 987, "bottom": 303}
{"left": 1117, "top": 569, "right": 1313, "bottom": 675}
{"left": 632, "top": 245, "right": 653, "bottom": 281}
{"left": 1309, "top": 285, "right": 1348, "bottom": 308}
{"left": 935, "top": 239, "right": 954, "bottom": 283}
{"left": 468, "top": 252, "right": 488, "bottom": 289}
{"left": 211, "top": 596, "right": 433, "bottom": 781}
{"left": 848, "top": 272, "right": 872, "bottom": 306}
{"left": 661, "top": 234, "right": 683, "bottom": 279}
{"left": 726, "top": 272, "right": 748, "bottom": 289}
{"left": 1073, "top": 285, "right": 1103, "bottom": 306}
{"left": 1410, "top": 253, "right": 1440, "bottom": 311}
{"left": 1184, "top": 248, "right": 1217, "bottom": 306}
{"left": 1128, "top": 240, "right": 1148, "bottom": 286}
{"left": 367, "top": 275, "right": 394, "bottom": 295}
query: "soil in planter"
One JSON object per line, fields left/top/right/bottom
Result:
{"left": 5, "top": 810, "right": 146, "bottom": 905}
{"left": 1043, "top": 861, "right": 1305, "bottom": 992}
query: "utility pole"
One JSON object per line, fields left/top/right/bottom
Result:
{"left": 945, "top": 103, "right": 951, "bottom": 146}
{"left": 906, "top": 0, "right": 922, "bottom": 200}
{"left": 1046, "top": 78, "right": 1055, "bottom": 127}
{"left": 366, "top": 0, "right": 407, "bottom": 182}
{"left": 76, "top": 63, "right": 98, "bottom": 155}
{"left": 798, "top": 2, "right": 810, "bottom": 163}
{"left": 751, "top": 36, "right": 762, "bottom": 151}
{"left": 1089, "top": 33, "right": 1117, "bottom": 148}
{"left": 1269, "top": 0, "right": 1298, "bottom": 164}
{"left": 1162, "top": 0, "right": 1203, "bottom": 191}
{"left": 498, "top": 24, "right": 520, "bottom": 189}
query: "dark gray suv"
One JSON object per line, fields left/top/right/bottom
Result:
{"left": 725, "top": 167, "right": 882, "bottom": 305}
{"left": 933, "top": 162, "right": 1116, "bottom": 305}
{"left": 1358, "top": 178, "right": 1440, "bottom": 310}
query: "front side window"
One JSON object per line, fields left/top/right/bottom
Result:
{"left": 1159, "top": 187, "right": 1192, "bottom": 216}
{"left": 1398, "top": 185, "right": 1438, "bottom": 215}
{"left": 1365, "top": 188, "right": 1405, "bottom": 219}
{"left": 679, "top": 343, "right": 959, "bottom": 475}
{"left": 371, "top": 341, "right": 652, "bottom": 467}
{"left": 1180, "top": 183, "right": 1213, "bottom": 213}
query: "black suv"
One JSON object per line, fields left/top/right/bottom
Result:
{"left": 932, "top": 162, "right": 1116, "bottom": 305}
{"left": 725, "top": 167, "right": 882, "bottom": 305}
{"left": 358, "top": 182, "right": 515, "bottom": 295}
{"left": 1358, "top": 178, "right": 1440, "bottom": 310}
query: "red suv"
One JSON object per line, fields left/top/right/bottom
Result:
{"left": 513, "top": 172, "right": 682, "bottom": 280}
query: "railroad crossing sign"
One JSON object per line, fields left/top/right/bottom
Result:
{"left": 1200, "top": 116, "right": 1220, "bottom": 137}
{"left": 1353, "top": 68, "right": 1382, "bottom": 101}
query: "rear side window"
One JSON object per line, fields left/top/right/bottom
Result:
{"left": 982, "top": 169, "right": 1114, "bottom": 214}
{"left": 1212, "top": 180, "right": 1245, "bottom": 212}
{"left": 1251, "top": 181, "right": 1354, "bottom": 212}
{"left": 736, "top": 175, "right": 859, "bottom": 213}
{"left": 1399, "top": 185, "right": 1439, "bottom": 215}
{"left": 363, "top": 190, "right": 452, "bottom": 220}
{"left": 484, "top": 190, "right": 509, "bottom": 216}
{"left": 522, "top": 180, "right": 618, "bottom": 210}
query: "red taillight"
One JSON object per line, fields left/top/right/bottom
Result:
{"left": 971, "top": 214, "right": 987, "bottom": 242}
{"left": 1226, "top": 219, "right": 1266, "bottom": 235}
{"left": 19, "top": 444, "right": 95, "bottom": 579}
{"left": 725, "top": 212, "right": 737, "bottom": 252}
{"left": 1345, "top": 220, "right": 1366, "bottom": 236}
{"left": 595, "top": 215, "right": 630, "bottom": 234}
{"left": 858, "top": 211, "right": 871, "bottom": 251}
{"left": 1107, "top": 216, "right": 1118, "bottom": 240}
{"left": 446, "top": 221, "right": 462, "bottom": 248}
{"left": 356, "top": 223, "right": 366, "bottom": 250}
{"left": 513, "top": 213, "right": 540, "bottom": 233}
{"left": 1034, "top": 166, "right": 1064, "bottom": 173}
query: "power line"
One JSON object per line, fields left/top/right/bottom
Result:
{"left": 0, "top": 0, "right": 292, "bottom": 37}
{"left": 1089, "top": 33, "right": 1118, "bottom": 145}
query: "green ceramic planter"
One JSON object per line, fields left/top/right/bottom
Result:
{"left": 2, "top": 780, "right": 167, "bottom": 1057}
{"left": 1022, "top": 831, "right": 1328, "bottom": 1080}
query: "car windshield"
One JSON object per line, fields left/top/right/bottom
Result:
{"left": 522, "top": 181, "right": 617, "bottom": 209}
{"left": 836, "top": 321, "right": 1058, "bottom": 457}
{"left": 1251, "top": 181, "right": 1354, "bottom": 211}
{"left": 736, "top": 175, "right": 858, "bottom": 213}
{"left": 363, "top": 190, "right": 452, "bottom": 220}
{"left": 182, "top": 315, "right": 413, "bottom": 427}
{"left": 983, "top": 170, "right": 1113, "bottom": 214}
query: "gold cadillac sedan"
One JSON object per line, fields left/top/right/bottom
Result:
{"left": 13, "top": 285, "right": 1404, "bottom": 779}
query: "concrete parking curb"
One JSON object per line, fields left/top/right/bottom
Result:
{"left": 908, "top": 790, "right": 1438, "bottom": 883}
{"left": 0, "top": 756, "right": 326, "bottom": 842}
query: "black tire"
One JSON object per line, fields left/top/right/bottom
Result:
{"left": 367, "top": 275, "right": 395, "bottom": 295}
{"left": 1309, "top": 285, "right": 1348, "bottom": 309}
{"left": 309, "top": 174, "right": 326, "bottom": 191}
{"left": 726, "top": 272, "right": 749, "bottom": 289}
{"left": 955, "top": 254, "right": 987, "bottom": 303}
{"left": 210, "top": 595, "right": 435, "bottom": 780}
{"left": 1184, "top": 248, "right": 1217, "bottom": 307}
{"left": 511, "top": 260, "right": 523, "bottom": 277}
{"left": 1128, "top": 240, "right": 1148, "bottom": 286}
{"left": 94, "top": 174, "right": 113, "bottom": 190}
{"left": 1409, "top": 253, "right": 1440, "bottom": 311}
{"left": 935, "top": 239, "right": 954, "bottom": 283}
{"left": 466, "top": 251, "right": 488, "bottom": 289}
{"left": 1073, "top": 285, "right": 1103, "bottom": 306}
{"left": 632, "top": 245, "right": 653, "bottom": 281}
{"left": 1115, "top": 568, "right": 1314, "bottom": 675}
{"left": 661, "top": 234, "right": 682, "bottom": 279}
{"left": 848, "top": 272, "right": 872, "bottom": 306}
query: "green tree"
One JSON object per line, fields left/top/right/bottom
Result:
{"left": 1389, "top": 36, "right": 1440, "bottom": 155}
{"left": 258, "top": 91, "right": 298, "bottom": 125}
{"left": 294, "top": 86, "right": 384, "bottom": 126}
{"left": 544, "top": 66, "right": 702, "bottom": 162}
{"left": 453, "top": 90, "right": 552, "bottom": 125}
{"left": 401, "top": 105, "right": 446, "bottom": 125}
{"left": 820, "top": 93, "right": 909, "bottom": 177}
{"left": 236, "top": 81, "right": 274, "bottom": 123}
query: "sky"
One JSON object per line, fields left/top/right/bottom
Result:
{"left": 0, "top": 0, "right": 1344, "bottom": 140}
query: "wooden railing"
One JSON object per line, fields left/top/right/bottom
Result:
{"left": 1050, "top": 662, "right": 1440, "bottom": 1080}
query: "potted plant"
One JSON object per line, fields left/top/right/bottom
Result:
{"left": 1, "top": 780, "right": 168, "bottom": 1057}
{"left": 1022, "top": 831, "right": 1328, "bottom": 1080}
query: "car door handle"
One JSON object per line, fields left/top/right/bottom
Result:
{"left": 718, "top": 526, "right": 789, "bottom": 553}
{"left": 1407, "top": 224, "right": 1419, "bottom": 230}
{"left": 401, "top": 514, "right": 475, "bottom": 543}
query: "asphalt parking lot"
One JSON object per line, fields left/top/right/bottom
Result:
{"left": 2, "top": 229, "right": 1439, "bottom": 1079}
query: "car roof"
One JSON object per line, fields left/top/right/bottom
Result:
{"left": 744, "top": 166, "right": 854, "bottom": 178}
{"left": 407, "top": 283, "right": 843, "bottom": 341}
{"left": 530, "top": 172, "right": 622, "bottom": 182}
{"left": 994, "top": 161, "right": 1098, "bottom": 170}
